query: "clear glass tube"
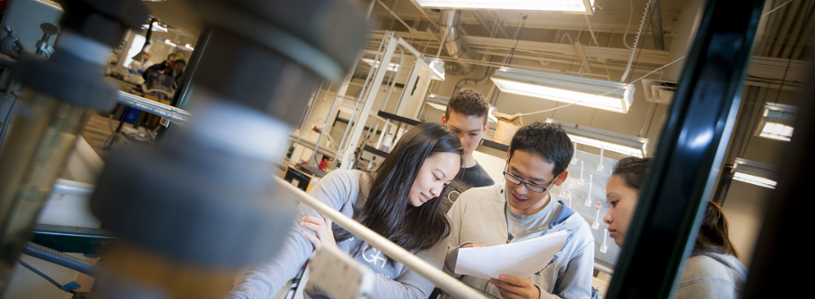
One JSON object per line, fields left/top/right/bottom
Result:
{"left": 0, "top": 91, "right": 91, "bottom": 291}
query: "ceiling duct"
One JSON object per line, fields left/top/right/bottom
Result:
{"left": 440, "top": 10, "right": 475, "bottom": 76}
{"left": 641, "top": 79, "right": 677, "bottom": 104}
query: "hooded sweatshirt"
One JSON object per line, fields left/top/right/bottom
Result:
{"left": 674, "top": 252, "right": 748, "bottom": 299}
{"left": 441, "top": 183, "right": 595, "bottom": 299}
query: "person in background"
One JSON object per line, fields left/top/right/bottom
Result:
{"left": 318, "top": 155, "right": 333, "bottom": 171}
{"left": 439, "top": 88, "right": 495, "bottom": 214}
{"left": 441, "top": 122, "right": 594, "bottom": 299}
{"left": 603, "top": 157, "right": 747, "bottom": 299}
{"left": 128, "top": 50, "right": 153, "bottom": 73}
{"left": 171, "top": 57, "right": 186, "bottom": 88}
{"left": 228, "top": 122, "right": 463, "bottom": 299}
{"left": 140, "top": 51, "right": 154, "bottom": 70}
{"left": 142, "top": 53, "right": 176, "bottom": 80}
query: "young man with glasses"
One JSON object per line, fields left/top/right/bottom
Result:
{"left": 439, "top": 122, "right": 594, "bottom": 299}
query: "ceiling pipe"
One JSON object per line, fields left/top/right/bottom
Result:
{"left": 780, "top": 4, "right": 808, "bottom": 59}
{"left": 758, "top": 0, "right": 785, "bottom": 56}
{"left": 791, "top": 4, "right": 815, "bottom": 59}
{"left": 649, "top": 0, "right": 665, "bottom": 50}
{"left": 768, "top": 0, "right": 802, "bottom": 58}
{"left": 451, "top": 11, "right": 512, "bottom": 95}
{"left": 440, "top": 10, "right": 476, "bottom": 76}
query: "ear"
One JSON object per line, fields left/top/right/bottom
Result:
{"left": 554, "top": 170, "right": 569, "bottom": 187}
{"left": 441, "top": 114, "right": 447, "bottom": 125}
{"left": 482, "top": 122, "right": 489, "bottom": 133}
{"left": 505, "top": 147, "right": 511, "bottom": 162}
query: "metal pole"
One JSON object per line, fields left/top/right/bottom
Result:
{"left": 365, "top": 48, "right": 402, "bottom": 143}
{"left": 605, "top": 0, "right": 766, "bottom": 298}
{"left": 274, "top": 176, "right": 489, "bottom": 299}
{"left": 310, "top": 85, "right": 341, "bottom": 164}
{"left": 116, "top": 91, "right": 190, "bottom": 123}
{"left": 292, "top": 83, "right": 323, "bottom": 161}
{"left": 334, "top": 32, "right": 388, "bottom": 169}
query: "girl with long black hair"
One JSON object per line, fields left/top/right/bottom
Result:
{"left": 229, "top": 122, "right": 463, "bottom": 299}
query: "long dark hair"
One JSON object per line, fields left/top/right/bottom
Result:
{"left": 612, "top": 157, "right": 738, "bottom": 258}
{"left": 692, "top": 201, "right": 739, "bottom": 258}
{"left": 334, "top": 123, "right": 463, "bottom": 264}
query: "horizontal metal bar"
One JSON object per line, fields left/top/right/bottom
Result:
{"left": 116, "top": 91, "right": 191, "bottom": 123}
{"left": 46, "top": 177, "right": 483, "bottom": 297}
{"left": 52, "top": 179, "right": 95, "bottom": 197}
{"left": 274, "top": 176, "right": 489, "bottom": 299}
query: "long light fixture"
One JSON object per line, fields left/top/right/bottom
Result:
{"left": 161, "top": 39, "right": 177, "bottom": 47}
{"left": 546, "top": 119, "right": 648, "bottom": 158}
{"left": 491, "top": 67, "right": 635, "bottom": 113}
{"left": 415, "top": 0, "right": 596, "bottom": 14}
{"left": 141, "top": 22, "right": 168, "bottom": 32}
{"left": 732, "top": 158, "right": 778, "bottom": 189}
{"left": 361, "top": 58, "right": 400, "bottom": 72}
{"left": 755, "top": 102, "right": 796, "bottom": 142}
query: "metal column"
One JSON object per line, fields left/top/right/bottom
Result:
{"left": 605, "top": 0, "right": 766, "bottom": 298}
{"left": 339, "top": 32, "right": 398, "bottom": 168}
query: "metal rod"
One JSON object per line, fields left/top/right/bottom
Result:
{"left": 366, "top": 47, "right": 403, "bottom": 143}
{"left": 335, "top": 32, "right": 389, "bottom": 169}
{"left": 292, "top": 83, "right": 323, "bottom": 161}
{"left": 274, "top": 176, "right": 489, "bottom": 299}
{"left": 310, "top": 84, "right": 341, "bottom": 164}
{"left": 116, "top": 91, "right": 190, "bottom": 123}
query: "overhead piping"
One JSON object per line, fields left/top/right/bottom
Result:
{"left": 649, "top": 0, "right": 665, "bottom": 50}
{"left": 439, "top": 10, "right": 476, "bottom": 76}
{"left": 452, "top": 11, "right": 512, "bottom": 94}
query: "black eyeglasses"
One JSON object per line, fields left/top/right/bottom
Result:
{"left": 503, "top": 170, "right": 558, "bottom": 193}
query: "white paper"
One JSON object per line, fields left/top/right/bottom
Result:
{"left": 455, "top": 231, "right": 569, "bottom": 279}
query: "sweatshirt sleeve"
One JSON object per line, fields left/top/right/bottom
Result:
{"left": 545, "top": 238, "right": 594, "bottom": 299}
{"left": 366, "top": 235, "right": 449, "bottom": 299}
{"left": 441, "top": 196, "right": 466, "bottom": 279}
{"left": 226, "top": 170, "right": 358, "bottom": 299}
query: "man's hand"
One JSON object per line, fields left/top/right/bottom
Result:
{"left": 489, "top": 275, "right": 541, "bottom": 299}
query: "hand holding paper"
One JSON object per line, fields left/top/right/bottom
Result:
{"left": 455, "top": 231, "right": 569, "bottom": 280}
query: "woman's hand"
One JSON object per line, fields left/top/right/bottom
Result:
{"left": 300, "top": 215, "right": 336, "bottom": 250}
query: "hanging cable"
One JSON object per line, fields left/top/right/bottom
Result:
{"left": 620, "top": 0, "right": 653, "bottom": 82}
{"left": 507, "top": 14, "right": 528, "bottom": 65}
{"left": 765, "top": 0, "right": 796, "bottom": 16}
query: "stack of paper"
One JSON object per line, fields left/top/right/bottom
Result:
{"left": 455, "top": 231, "right": 569, "bottom": 279}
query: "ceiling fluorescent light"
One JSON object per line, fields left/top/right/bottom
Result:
{"left": 415, "top": 0, "right": 596, "bottom": 14}
{"left": 162, "top": 39, "right": 177, "bottom": 47}
{"left": 424, "top": 57, "right": 445, "bottom": 81}
{"left": 361, "top": 58, "right": 400, "bottom": 72}
{"left": 546, "top": 119, "right": 649, "bottom": 158}
{"left": 142, "top": 22, "right": 168, "bottom": 32}
{"left": 426, "top": 102, "right": 447, "bottom": 111}
{"left": 755, "top": 102, "right": 796, "bottom": 142}
{"left": 491, "top": 67, "right": 635, "bottom": 113}
{"left": 732, "top": 158, "right": 778, "bottom": 189}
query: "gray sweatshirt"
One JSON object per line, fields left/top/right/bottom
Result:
{"left": 673, "top": 252, "right": 748, "bottom": 299}
{"left": 441, "top": 183, "right": 595, "bottom": 299}
{"left": 227, "top": 170, "right": 448, "bottom": 299}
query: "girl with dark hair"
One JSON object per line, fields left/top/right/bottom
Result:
{"left": 603, "top": 157, "right": 748, "bottom": 299}
{"left": 228, "top": 122, "right": 463, "bottom": 299}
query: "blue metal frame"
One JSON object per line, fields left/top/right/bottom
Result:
{"left": 605, "top": 0, "right": 766, "bottom": 298}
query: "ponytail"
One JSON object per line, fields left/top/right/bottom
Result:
{"left": 692, "top": 201, "right": 739, "bottom": 258}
